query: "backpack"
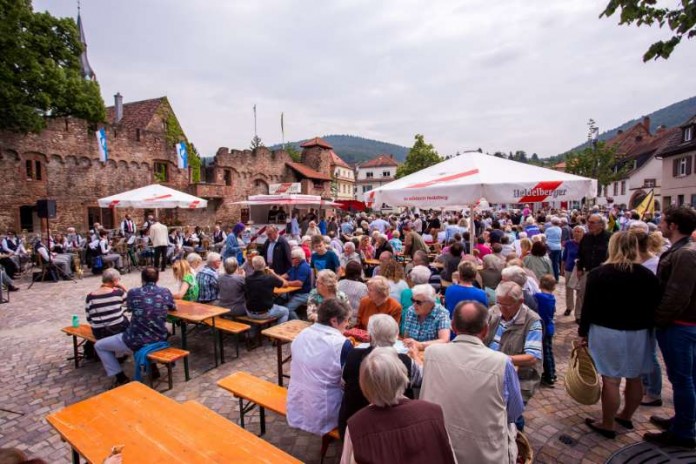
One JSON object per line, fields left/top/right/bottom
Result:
{"left": 92, "top": 255, "right": 104, "bottom": 274}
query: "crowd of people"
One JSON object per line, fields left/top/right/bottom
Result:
{"left": 8, "top": 202, "right": 696, "bottom": 461}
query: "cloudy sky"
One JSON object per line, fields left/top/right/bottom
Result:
{"left": 36, "top": 0, "right": 696, "bottom": 159}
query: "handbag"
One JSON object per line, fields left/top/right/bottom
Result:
{"left": 567, "top": 267, "right": 579, "bottom": 289}
{"left": 565, "top": 341, "right": 601, "bottom": 405}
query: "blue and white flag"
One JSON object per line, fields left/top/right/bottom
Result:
{"left": 176, "top": 142, "right": 188, "bottom": 169}
{"left": 95, "top": 128, "right": 108, "bottom": 162}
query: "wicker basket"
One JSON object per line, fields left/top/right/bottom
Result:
{"left": 565, "top": 342, "right": 601, "bottom": 405}
{"left": 516, "top": 431, "right": 534, "bottom": 464}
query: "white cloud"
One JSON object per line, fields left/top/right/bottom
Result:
{"left": 36, "top": 0, "right": 696, "bottom": 158}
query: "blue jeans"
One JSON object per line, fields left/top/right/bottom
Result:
{"left": 657, "top": 325, "right": 696, "bottom": 439}
{"left": 641, "top": 331, "right": 662, "bottom": 398}
{"left": 549, "top": 249, "right": 561, "bottom": 282}
{"left": 285, "top": 293, "right": 309, "bottom": 320}
{"left": 246, "top": 304, "right": 289, "bottom": 324}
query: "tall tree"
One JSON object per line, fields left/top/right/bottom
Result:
{"left": 565, "top": 141, "right": 628, "bottom": 196}
{"left": 0, "top": 0, "right": 105, "bottom": 132}
{"left": 601, "top": 0, "right": 696, "bottom": 61}
{"left": 396, "top": 134, "right": 441, "bottom": 179}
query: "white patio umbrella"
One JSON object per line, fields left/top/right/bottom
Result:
{"left": 98, "top": 184, "right": 207, "bottom": 209}
{"left": 368, "top": 152, "right": 596, "bottom": 208}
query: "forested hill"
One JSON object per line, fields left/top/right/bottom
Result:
{"left": 270, "top": 135, "right": 409, "bottom": 165}
{"left": 549, "top": 95, "right": 696, "bottom": 162}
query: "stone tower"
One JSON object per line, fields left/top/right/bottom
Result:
{"left": 300, "top": 137, "right": 333, "bottom": 178}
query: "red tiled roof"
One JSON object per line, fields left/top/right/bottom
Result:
{"left": 300, "top": 137, "right": 333, "bottom": 149}
{"left": 625, "top": 127, "right": 679, "bottom": 159}
{"left": 606, "top": 120, "right": 653, "bottom": 156}
{"left": 359, "top": 154, "right": 399, "bottom": 168}
{"left": 106, "top": 97, "right": 166, "bottom": 131}
{"left": 286, "top": 162, "right": 332, "bottom": 181}
{"left": 329, "top": 150, "right": 350, "bottom": 168}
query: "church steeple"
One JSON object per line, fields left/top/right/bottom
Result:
{"left": 77, "top": 2, "right": 96, "bottom": 81}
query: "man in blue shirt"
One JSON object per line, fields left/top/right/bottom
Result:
{"left": 94, "top": 267, "right": 175, "bottom": 387}
{"left": 197, "top": 252, "right": 221, "bottom": 304}
{"left": 281, "top": 248, "right": 313, "bottom": 320}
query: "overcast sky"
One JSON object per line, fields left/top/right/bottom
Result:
{"left": 36, "top": 0, "right": 696, "bottom": 159}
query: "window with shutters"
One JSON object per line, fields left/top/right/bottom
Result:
{"left": 613, "top": 182, "right": 618, "bottom": 196}
{"left": 691, "top": 194, "right": 696, "bottom": 207}
{"left": 620, "top": 180, "right": 626, "bottom": 195}
{"left": 673, "top": 156, "right": 692, "bottom": 177}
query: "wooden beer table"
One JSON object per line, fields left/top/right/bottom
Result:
{"left": 168, "top": 300, "right": 230, "bottom": 379}
{"left": 46, "top": 382, "right": 299, "bottom": 464}
{"left": 273, "top": 285, "right": 301, "bottom": 295}
{"left": 261, "top": 320, "right": 312, "bottom": 386}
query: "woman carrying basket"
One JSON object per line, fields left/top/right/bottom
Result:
{"left": 578, "top": 231, "right": 660, "bottom": 439}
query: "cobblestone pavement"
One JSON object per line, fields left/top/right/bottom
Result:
{"left": 0, "top": 269, "right": 673, "bottom": 463}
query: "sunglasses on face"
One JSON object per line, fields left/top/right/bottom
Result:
{"left": 412, "top": 298, "right": 426, "bottom": 305}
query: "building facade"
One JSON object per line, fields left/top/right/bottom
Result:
{"left": 0, "top": 96, "right": 202, "bottom": 233}
{"left": 658, "top": 115, "right": 696, "bottom": 209}
{"left": 355, "top": 154, "right": 399, "bottom": 207}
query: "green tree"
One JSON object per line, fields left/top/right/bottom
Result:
{"left": 566, "top": 141, "right": 629, "bottom": 196}
{"left": 284, "top": 144, "right": 301, "bottom": 162}
{"left": 0, "top": 0, "right": 105, "bottom": 132}
{"left": 601, "top": 0, "right": 696, "bottom": 61}
{"left": 396, "top": 134, "right": 441, "bottom": 178}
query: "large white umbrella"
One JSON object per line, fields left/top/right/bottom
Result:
{"left": 98, "top": 184, "right": 207, "bottom": 209}
{"left": 368, "top": 152, "right": 596, "bottom": 208}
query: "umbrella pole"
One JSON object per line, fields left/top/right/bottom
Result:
{"left": 469, "top": 205, "right": 475, "bottom": 255}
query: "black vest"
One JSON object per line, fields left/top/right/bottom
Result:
{"left": 5, "top": 238, "right": 18, "bottom": 251}
{"left": 338, "top": 346, "right": 414, "bottom": 438}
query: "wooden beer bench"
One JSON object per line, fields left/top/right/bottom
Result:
{"left": 202, "top": 317, "right": 250, "bottom": 362}
{"left": 217, "top": 371, "right": 340, "bottom": 461}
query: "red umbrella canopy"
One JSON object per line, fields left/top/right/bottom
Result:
{"left": 336, "top": 199, "right": 367, "bottom": 212}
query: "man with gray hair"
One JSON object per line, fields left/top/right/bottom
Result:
{"left": 422, "top": 300, "right": 524, "bottom": 463}
{"left": 339, "top": 241, "right": 361, "bottom": 270}
{"left": 280, "top": 247, "right": 312, "bottom": 320}
{"left": 244, "top": 255, "right": 289, "bottom": 324}
{"left": 484, "top": 281, "right": 543, "bottom": 410}
{"left": 574, "top": 213, "right": 610, "bottom": 323}
{"left": 196, "top": 252, "right": 222, "bottom": 304}
{"left": 501, "top": 265, "right": 538, "bottom": 311}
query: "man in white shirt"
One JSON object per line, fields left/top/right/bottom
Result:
{"left": 149, "top": 218, "right": 170, "bottom": 271}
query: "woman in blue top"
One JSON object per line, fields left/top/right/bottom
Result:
{"left": 222, "top": 222, "right": 245, "bottom": 264}
{"left": 545, "top": 217, "right": 563, "bottom": 282}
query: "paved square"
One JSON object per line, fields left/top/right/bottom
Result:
{"left": 0, "top": 270, "right": 672, "bottom": 463}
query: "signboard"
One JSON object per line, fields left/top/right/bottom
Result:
{"left": 269, "top": 182, "right": 301, "bottom": 194}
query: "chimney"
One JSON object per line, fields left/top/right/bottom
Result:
{"left": 656, "top": 124, "right": 667, "bottom": 135}
{"left": 114, "top": 93, "right": 123, "bottom": 124}
{"left": 643, "top": 116, "right": 651, "bottom": 133}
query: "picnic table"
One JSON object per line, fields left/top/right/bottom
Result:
{"left": 273, "top": 285, "right": 301, "bottom": 295}
{"left": 46, "top": 381, "right": 300, "bottom": 464}
{"left": 262, "top": 320, "right": 312, "bottom": 386}
{"left": 169, "top": 300, "right": 230, "bottom": 378}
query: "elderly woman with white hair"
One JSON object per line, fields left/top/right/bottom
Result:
{"left": 402, "top": 284, "right": 451, "bottom": 350}
{"left": 339, "top": 241, "right": 362, "bottom": 270}
{"left": 340, "top": 348, "right": 456, "bottom": 464}
{"left": 306, "top": 269, "right": 350, "bottom": 322}
{"left": 338, "top": 314, "right": 422, "bottom": 437}
{"left": 356, "top": 276, "right": 402, "bottom": 329}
